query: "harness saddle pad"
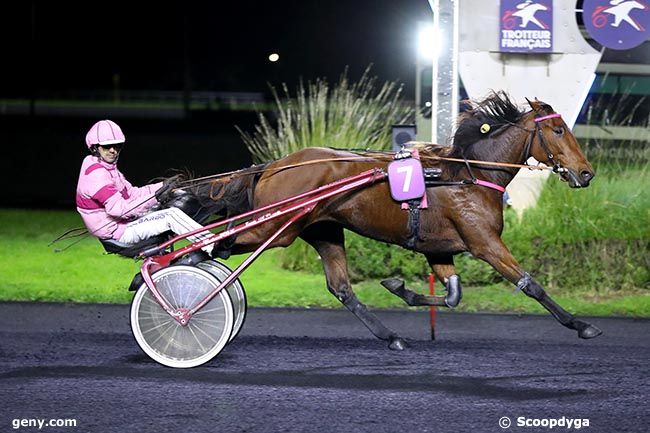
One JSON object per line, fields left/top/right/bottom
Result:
{"left": 387, "top": 158, "right": 426, "bottom": 202}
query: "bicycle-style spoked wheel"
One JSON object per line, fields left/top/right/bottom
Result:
{"left": 130, "top": 265, "right": 234, "bottom": 368}
{"left": 196, "top": 260, "right": 247, "bottom": 342}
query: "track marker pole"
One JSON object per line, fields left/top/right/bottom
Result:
{"left": 429, "top": 273, "right": 436, "bottom": 340}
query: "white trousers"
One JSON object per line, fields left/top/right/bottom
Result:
{"left": 118, "top": 207, "right": 213, "bottom": 254}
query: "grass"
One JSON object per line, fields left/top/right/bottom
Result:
{"left": 238, "top": 66, "right": 413, "bottom": 163}
{"left": 1, "top": 208, "right": 648, "bottom": 317}
{"left": 499, "top": 159, "right": 649, "bottom": 292}
{"left": 507, "top": 162, "right": 648, "bottom": 244}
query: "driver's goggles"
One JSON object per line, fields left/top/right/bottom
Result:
{"left": 98, "top": 143, "right": 124, "bottom": 151}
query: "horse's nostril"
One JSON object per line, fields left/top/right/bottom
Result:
{"left": 581, "top": 171, "right": 594, "bottom": 182}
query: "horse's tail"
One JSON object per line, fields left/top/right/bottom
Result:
{"left": 184, "top": 163, "right": 271, "bottom": 220}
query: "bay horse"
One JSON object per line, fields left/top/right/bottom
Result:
{"left": 183, "top": 91, "right": 601, "bottom": 349}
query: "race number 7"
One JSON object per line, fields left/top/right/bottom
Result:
{"left": 396, "top": 165, "right": 413, "bottom": 192}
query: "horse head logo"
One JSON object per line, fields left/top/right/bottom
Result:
{"left": 592, "top": 0, "right": 648, "bottom": 31}
{"left": 513, "top": 1, "right": 549, "bottom": 29}
{"left": 502, "top": 1, "right": 550, "bottom": 30}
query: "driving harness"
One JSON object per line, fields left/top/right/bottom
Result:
{"left": 388, "top": 148, "right": 505, "bottom": 250}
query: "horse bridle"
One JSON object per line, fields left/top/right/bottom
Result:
{"left": 522, "top": 113, "right": 568, "bottom": 174}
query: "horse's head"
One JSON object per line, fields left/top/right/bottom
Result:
{"left": 525, "top": 98, "right": 595, "bottom": 188}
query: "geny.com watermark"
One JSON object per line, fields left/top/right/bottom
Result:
{"left": 12, "top": 418, "right": 77, "bottom": 430}
{"left": 499, "top": 416, "right": 590, "bottom": 429}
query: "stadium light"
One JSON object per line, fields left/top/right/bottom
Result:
{"left": 417, "top": 24, "right": 442, "bottom": 62}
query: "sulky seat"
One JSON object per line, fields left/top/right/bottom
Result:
{"left": 98, "top": 191, "right": 211, "bottom": 259}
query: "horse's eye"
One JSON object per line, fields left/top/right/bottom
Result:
{"left": 553, "top": 127, "right": 564, "bottom": 136}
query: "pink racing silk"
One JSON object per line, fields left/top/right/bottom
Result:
{"left": 76, "top": 155, "right": 163, "bottom": 239}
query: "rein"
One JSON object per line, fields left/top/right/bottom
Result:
{"left": 179, "top": 157, "right": 381, "bottom": 188}
{"left": 179, "top": 111, "right": 565, "bottom": 194}
{"left": 411, "top": 151, "right": 552, "bottom": 171}
{"left": 180, "top": 151, "right": 554, "bottom": 189}
{"left": 411, "top": 113, "right": 565, "bottom": 172}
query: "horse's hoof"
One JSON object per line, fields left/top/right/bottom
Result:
{"left": 380, "top": 278, "right": 404, "bottom": 295}
{"left": 388, "top": 337, "right": 408, "bottom": 351}
{"left": 578, "top": 324, "right": 603, "bottom": 339}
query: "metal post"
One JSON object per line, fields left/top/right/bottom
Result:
{"left": 429, "top": 0, "right": 459, "bottom": 145}
{"left": 416, "top": 46, "right": 422, "bottom": 115}
{"left": 415, "top": 21, "right": 433, "bottom": 142}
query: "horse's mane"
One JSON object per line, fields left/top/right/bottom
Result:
{"left": 329, "top": 92, "right": 528, "bottom": 166}
{"left": 449, "top": 91, "right": 525, "bottom": 159}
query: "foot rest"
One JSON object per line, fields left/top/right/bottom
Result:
{"left": 99, "top": 233, "right": 171, "bottom": 258}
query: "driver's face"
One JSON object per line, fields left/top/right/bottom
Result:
{"left": 96, "top": 143, "right": 122, "bottom": 164}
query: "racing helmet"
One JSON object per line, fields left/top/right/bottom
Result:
{"left": 85, "top": 119, "right": 125, "bottom": 149}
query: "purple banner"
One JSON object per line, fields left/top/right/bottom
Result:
{"left": 583, "top": 0, "right": 650, "bottom": 50}
{"left": 500, "top": 0, "right": 553, "bottom": 52}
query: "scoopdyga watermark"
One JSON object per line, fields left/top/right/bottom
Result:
{"left": 499, "top": 416, "right": 590, "bottom": 429}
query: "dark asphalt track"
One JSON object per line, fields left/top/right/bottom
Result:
{"left": 0, "top": 302, "right": 648, "bottom": 433}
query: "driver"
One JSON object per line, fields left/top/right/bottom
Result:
{"left": 76, "top": 119, "right": 213, "bottom": 255}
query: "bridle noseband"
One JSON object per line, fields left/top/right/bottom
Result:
{"left": 522, "top": 113, "right": 567, "bottom": 174}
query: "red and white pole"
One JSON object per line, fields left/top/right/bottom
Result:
{"left": 429, "top": 273, "right": 436, "bottom": 340}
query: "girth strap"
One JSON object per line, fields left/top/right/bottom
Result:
{"left": 405, "top": 199, "right": 421, "bottom": 250}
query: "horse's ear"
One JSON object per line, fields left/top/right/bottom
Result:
{"left": 526, "top": 97, "right": 542, "bottom": 113}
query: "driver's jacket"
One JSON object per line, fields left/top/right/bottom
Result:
{"left": 76, "top": 155, "right": 163, "bottom": 239}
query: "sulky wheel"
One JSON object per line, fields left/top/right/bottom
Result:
{"left": 130, "top": 265, "right": 234, "bottom": 368}
{"left": 196, "top": 260, "right": 247, "bottom": 343}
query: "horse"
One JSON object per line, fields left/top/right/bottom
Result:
{"left": 178, "top": 91, "right": 601, "bottom": 350}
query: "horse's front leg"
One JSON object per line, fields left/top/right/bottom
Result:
{"left": 380, "top": 254, "right": 461, "bottom": 308}
{"left": 470, "top": 236, "right": 602, "bottom": 339}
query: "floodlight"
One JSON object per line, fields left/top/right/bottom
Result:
{"left": 417, "top": 25, "right": 442, "bottom": 61}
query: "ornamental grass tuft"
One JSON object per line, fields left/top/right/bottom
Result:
{"left": 238, "top": 65, "right": 414, "bottom": 163}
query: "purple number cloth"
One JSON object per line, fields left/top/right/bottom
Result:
{"left": 387, "top": 158, "right": 426, "bottom": 202}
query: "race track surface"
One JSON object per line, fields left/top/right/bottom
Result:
{"left": 0, "top": 302, "right": 648, "bottom": 433}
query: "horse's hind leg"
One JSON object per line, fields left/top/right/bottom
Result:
{"left": 430, "top": 257, "right": 462, "bottom": 308}
{"left": 380, "top": 255, "right": 462, "bottom": 308}
{"left": 301, "top": 224, "right": 407, "bottom": 350}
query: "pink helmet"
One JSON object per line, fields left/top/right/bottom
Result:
{"left": 85, "top": 119, "right": 126, "bottom": 149}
